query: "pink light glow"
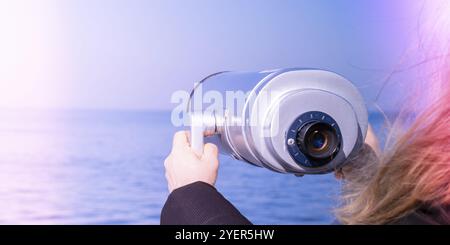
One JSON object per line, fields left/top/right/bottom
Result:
{"left": 0, "top": 0, "right": 69, "bottom": 109}
{"left": 415, "top": 0, "right": 450, "bottom": 106}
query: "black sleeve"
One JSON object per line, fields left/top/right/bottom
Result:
{"left": 160, "top": 181, "right": 252, "bottom": 225}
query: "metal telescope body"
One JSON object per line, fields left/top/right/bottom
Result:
{"left": 188, "top": 68, "right": 368, "bottom": 175}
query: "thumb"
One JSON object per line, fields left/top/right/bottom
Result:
{"left": 201, "top": 143, "right": 219, "bottom": 165}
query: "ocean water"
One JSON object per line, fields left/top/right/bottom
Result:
{"left": 0, "top": 109, "right": 384, "bottom": 224}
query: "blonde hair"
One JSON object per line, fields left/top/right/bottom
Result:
{"left": 335, "top": 0, "right": 450, "bottom": 224}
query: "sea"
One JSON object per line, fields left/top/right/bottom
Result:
{"left": 0, "top": 109, "right": 384, "bottom": 224}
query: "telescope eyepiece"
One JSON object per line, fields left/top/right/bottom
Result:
{"left": 297, "top": 122, "right": 339, "bottom": 161}
{"left": 286, "top": 111, "right": 342, "bottom": 169}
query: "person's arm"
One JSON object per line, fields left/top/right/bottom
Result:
{"left": 161, "top": 131, "right": 252, "bottom": 225}
{"left": 161, "top": 181, "right": 252, "bottom": 225}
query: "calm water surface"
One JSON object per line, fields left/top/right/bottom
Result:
{"left": 0, "top": 109, "right": 383, "bottom": 224}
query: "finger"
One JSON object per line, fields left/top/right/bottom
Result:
{"left": 163, "top": 156, "right": 171, "bottom": 169}
{"left": 201, "top": 143, "right": 219, "bottom": 165}
{"left": 172, "top": 131, "right": 190, "bottom": 150}
{"left": 335, "top": 169, "right": 344, "bottom": 180}
{"left": 167, "top": 179, "right": 173, "bottom": 193}
{"left": 202, "top": 143, "right": 218, "bottom": 159}
{"left": 164, "top": 169, "right": 170, "bottom": 181}
{"left": 165, "top": 170, "right": 174, "bottom": 192}
{"left": 365, "top": 125, "right": 381, "bottom": 155}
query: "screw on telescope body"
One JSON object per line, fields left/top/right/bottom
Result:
{"left": 287, "top": 138, "right": 295, "bottom": 146}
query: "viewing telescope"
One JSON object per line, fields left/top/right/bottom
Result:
{"left": 187, "top": 68, "right": 368, "bottom": 175}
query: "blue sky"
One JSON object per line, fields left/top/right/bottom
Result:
{"left": 0, "top": 0, "right": 424, "bottom": 110}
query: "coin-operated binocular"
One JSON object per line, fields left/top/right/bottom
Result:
{"left": 188, "top": 68, "right": 368, "bottom": 175}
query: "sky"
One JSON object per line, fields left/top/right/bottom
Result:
{"left": 0, "top": 0, "right": 427, "bottom": 111}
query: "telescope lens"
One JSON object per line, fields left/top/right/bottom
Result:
{"left": 297, "top": 122, "right": 339, "bottom": 160}
{"left": 310, "top": 131, "right": 327, "bottom": 150}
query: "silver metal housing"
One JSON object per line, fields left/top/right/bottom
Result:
{"left": 188, "top": 68, "right": 368, "bottom": 175}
